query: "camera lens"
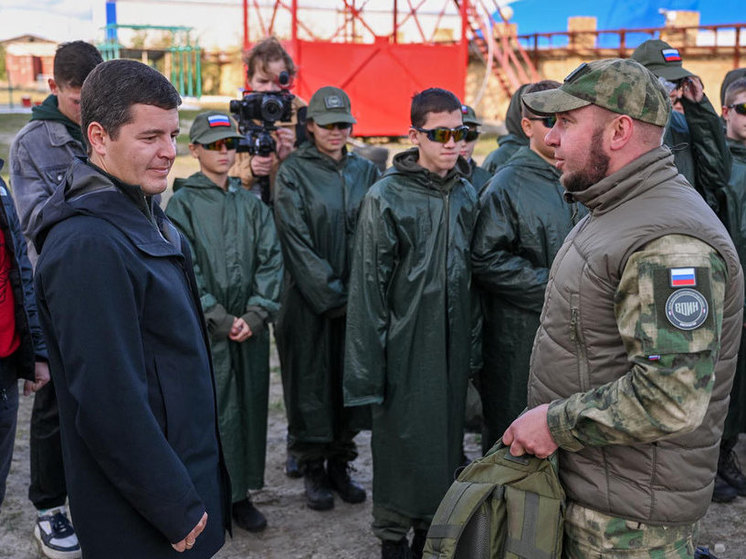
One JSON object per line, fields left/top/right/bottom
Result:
{"left": 261, "top": 96, "right": 284, "bottom": 121}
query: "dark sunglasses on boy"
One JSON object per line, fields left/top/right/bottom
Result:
{"left": 414, "top": 125, "right": 470, "bottom": 143}
{"left": 198, "top": 138, "right": 239, "bottom": 151}
{"left": 526, "top": 115, "right": 557, "bottom": 128}
{"left": 465, "top": 129, "right": 480, "bottom": 142}
{"left": 318, "top": 122, "right": 353, "bottom": 131}
{"left": 727, "top": 102, "right": 746, "bottom": 116}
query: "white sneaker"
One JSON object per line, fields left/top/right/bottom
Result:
{"left": 34, "top": 507, "right": 81, "bottom": 559}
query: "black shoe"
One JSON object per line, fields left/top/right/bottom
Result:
{"left": 712, "top": 474, "right": 738, "bottom": 503}
{"left": 381, "top": 538, "right": 413, "bottom": 559}
{"left": 232, "top": 497, "right": 268, "bottom": 532}
{"left": 410, "top": 529, "right": 427, "bottom": 559}
{"left": 718, "top": 446, "right": 746, "bottom": 496}
{"left": 304, "top": 460, "right": 334, "bottom": 511}
{"left": 327, "top": 459, "right": 366, "bottom": 504}
{"left": 285, "top": 452, "right": 303, "bottom": 478}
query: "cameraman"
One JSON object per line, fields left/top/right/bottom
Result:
{"left": 230, "top": 37, "right": 306, "bottom": 199}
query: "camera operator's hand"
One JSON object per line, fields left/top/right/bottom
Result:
{"left": 275, "top": 127, "right": 296, "bottom": 162}
{"left": 250, "top": 154, "right": 275, "bottom": 177}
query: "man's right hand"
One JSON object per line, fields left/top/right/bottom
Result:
{"left": 250, "top": 154, "right": 274, "bottom": 177}
{"left": 172, "top": 512, "right": 207, "bottom": 553}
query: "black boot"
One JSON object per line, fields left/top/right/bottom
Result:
{"left": 304, "top": 460, "right": 334, "bottom": 510}
{"left": 381, "top": 538, "right": 413, "bottom": 559}
{"left": 327, "top": 459, "right": 366, "bottom": 504}
{"left": 232, "top": 496, "right": 267, "bottom": 532}
{"left": 718, "top": 443, "right": 746, "bottom": 496}
{"left": 711, "top": 474, "right": 738, "bottom": 503}
{"left": 410, "top": 529, "right": 427, "bottom": 559}
{"left": 285, "top": 452, "right": 302, "bottom": 478}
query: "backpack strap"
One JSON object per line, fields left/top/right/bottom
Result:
{"left": 426, "top": 480, "right": 501, "bottom": 556}
{"left": 504, "top": 490, "right": 555, "bottom": 559}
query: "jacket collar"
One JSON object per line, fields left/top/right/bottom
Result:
{"left": 33, "top": 158, "right": 182, "bottom": 259}
{"left": 566, "top": 146, "right": 679, "bottom": 215}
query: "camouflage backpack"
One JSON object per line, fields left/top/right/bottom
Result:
{"left": 424, "top": 441, "right": 565, "bottom": 559}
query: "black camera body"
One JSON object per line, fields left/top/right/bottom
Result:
{"left": 229, "top": 90, "right": 294, "bottom": 125}
{"left": 229, "top": 72, "right": 296, "bottom": 204}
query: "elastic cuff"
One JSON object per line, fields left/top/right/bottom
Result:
{"left": 241, "top": 310, "right": 266, "bottom": 335}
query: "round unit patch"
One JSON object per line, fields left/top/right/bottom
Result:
{"left": 665, "top": 288, "right": 708, "bottom": 331}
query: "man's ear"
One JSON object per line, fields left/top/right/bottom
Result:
{"left": 408, "top": 127, "right": 420, "bottom": 146}
{"left": 48, "top": 78, "right": 59, "bottom": 96}
{"left": 607, "top": 115, "right": 634, "bottom": 151}
{"left": 188, "top": 143, "right": 200, "bottom": 159}
{"left": 87, "top": 122, "right": 108, "bottom": 157}
{"left": 520, "top": 117, "right": 533, "bottom": 138}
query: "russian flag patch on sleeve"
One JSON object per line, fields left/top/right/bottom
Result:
{"left": 670, "top": 267, "right": 696, "bottom": 287}
{"left": 661, "top": 48, "right": 681, "bottom": 62}
{"left": 207, "top": 114, "right": 232, "bottom": 127}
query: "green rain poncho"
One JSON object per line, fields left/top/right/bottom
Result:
{"left": 721, "top": 138, "right": 746, "bottom": 439}
{"left": 344, "top": 148, "right": 478, "bottom": 520}
{"left": 165, "top": 173, "right": 283, "bottom": 501}
{"left": 273, "top": 143, "right": 380, "bottom": 445}
{"left": 471, "top": 146, "right": 586, "bottom": 451}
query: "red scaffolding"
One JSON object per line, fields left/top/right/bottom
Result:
{"left": 241, "top": 0, "right": 472, "bottom": 136}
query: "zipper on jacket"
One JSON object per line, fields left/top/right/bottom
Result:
{"left": 570, "top": 293, "right": 590, "bottom": 392}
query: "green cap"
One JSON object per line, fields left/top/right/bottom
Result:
{"left": 522, "top": 58, "right": 670, "bottom": 127}
{"left": 190, "top": 111, "right": 243, "bottom": 144}
{"left": 461, "top": 104, "right": 481, "bottom": 126}
{"left": 307, "top": 86, "right": 356, "bottom": 126}
{"left": 631, "top": 39, "right": 693, "bottom": 82}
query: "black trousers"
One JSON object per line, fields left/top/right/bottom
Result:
{"left": 0, "top": 363, "right": 19, "bottom": 509}
{"left": 28, "top": 380, "right": 66, "bottom": 510}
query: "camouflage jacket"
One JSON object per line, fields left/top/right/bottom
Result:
{"left": 527, "top": 146, "right": 744, "bottom": 525}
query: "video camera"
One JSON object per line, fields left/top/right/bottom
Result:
{"left": 229, "top": 71, "right": 295, "bottom": 204}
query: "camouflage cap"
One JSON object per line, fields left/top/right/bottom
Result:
{"left": 307, "top": 86, "right": 356, "bottom": 126}
{"left": 522, "top": 58, "right": 670, "bottom": 127}
{"left": 461, "top": 104, "right": 481, "bottom": 126}
{"left": 631, "top": 39, "right": 693, "bottom": 82}
{"left": 189, "top": 111, "right": 243, "bottom": 144}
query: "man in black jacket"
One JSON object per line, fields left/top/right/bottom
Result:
{"left": 0, "top": 162, "right": 49, "bottom": 510}
{"left": 30, "top": 59, "right": 230, "bottom": 559}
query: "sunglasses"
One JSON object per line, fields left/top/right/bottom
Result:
{"left": 527, "top": 116, "right": 557, "bottom": 128}
{"left": 318, "top": 122, "right": 353, "bottom": 130}
{"left": 465, "top": 129, "right": 480, "bottom": 142}
{"left": 727, "top": 102, "right": 746, "bottom": 116}
{"left": 198, "top": 138, "right": 239, "bottom": 151}
{"left": 414, "top": 125, "right": 470, "bottom": 143}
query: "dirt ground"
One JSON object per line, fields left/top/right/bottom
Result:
{"left": 2, "top": 350, "right": 746, "bottom": 559}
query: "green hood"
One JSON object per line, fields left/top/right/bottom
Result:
{"left": 31, "top": 94, "right": 83, "bottom": 145}
{"left": 390, "top": 147, "right": 470, "bottom": 192}
{"left": 172, "top": 172, "right": 241, "bottom": 193}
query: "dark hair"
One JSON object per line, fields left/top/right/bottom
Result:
{"left": 53, "top": 41, "right": 103, "bottom": 88}
{"left": 81, "top": 59, "right": 181, "bottom": 150}
{"left": 244, "top": 36, "right": 296, "bottom": 79}
{"left": 521, "top": 80, "right": 561, "bottom": 118}
{"left": 724, "top": 77, "right": 746, "bottom": 107}
{"left": 410, "top": 88, "right": 461, "bottom": 128}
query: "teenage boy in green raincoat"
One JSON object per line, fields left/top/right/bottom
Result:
{"left": 344, "top": 88, "right": 478, "bottom": 559}
{"left": 166, "top": 111, "right": 283, "bottom": 533}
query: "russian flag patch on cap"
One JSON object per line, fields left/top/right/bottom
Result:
{"left": 207, "top": 114, "right": 231, "bottom": 127}
{"left": 670, "top": 267, "right": 696, "bottom": 287}
{"left": 661, "top": 48, "right": 681, "bottom": 62}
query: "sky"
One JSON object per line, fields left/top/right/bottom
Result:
{"left": 1, "top": 0, "right": 744, "bottom": 50}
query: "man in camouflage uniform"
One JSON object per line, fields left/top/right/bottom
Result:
{"left": 502, "top": 58, "right": 744, "bottom": 558}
